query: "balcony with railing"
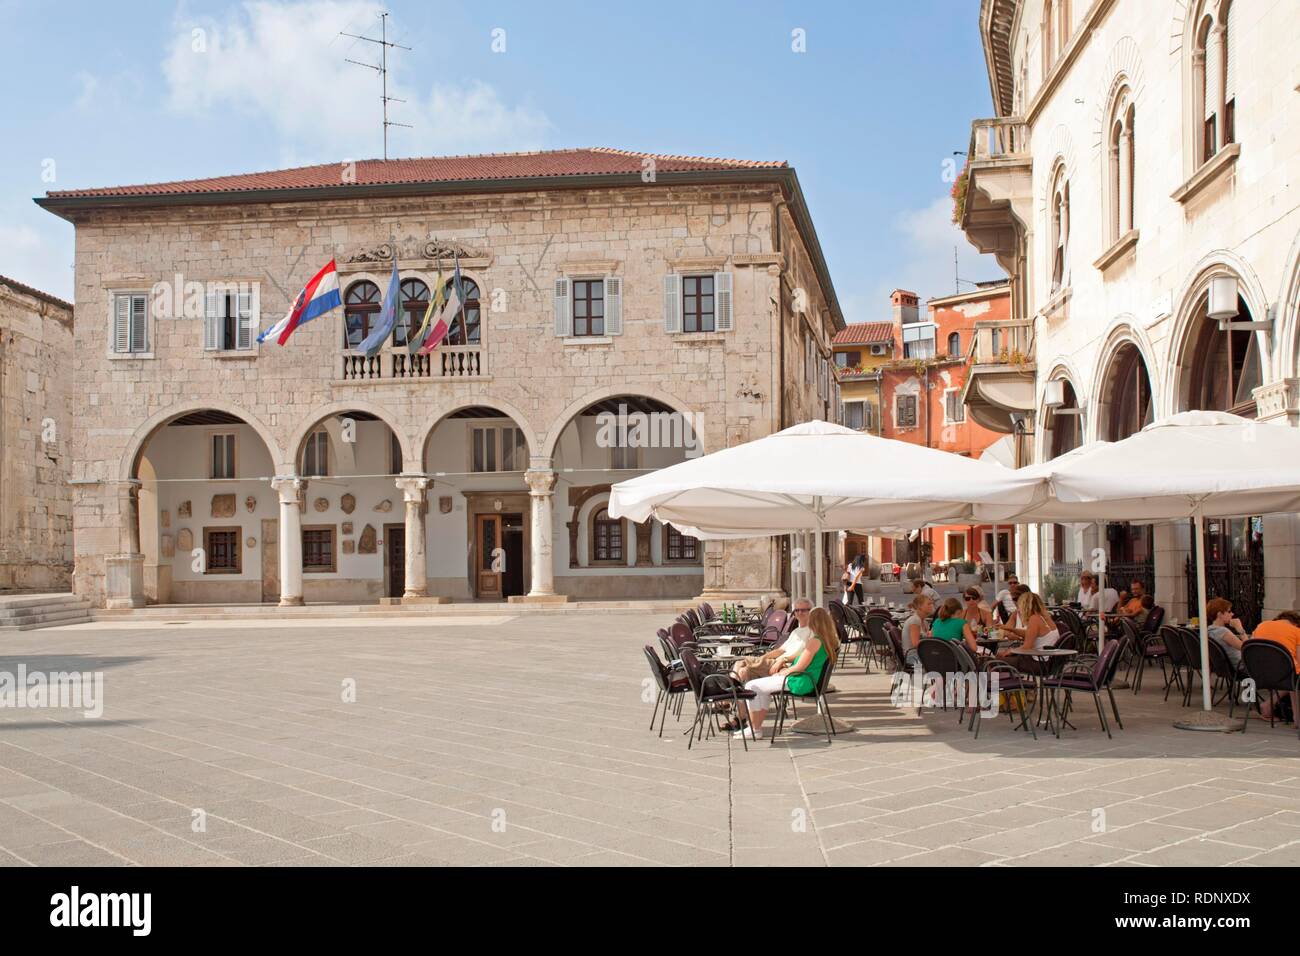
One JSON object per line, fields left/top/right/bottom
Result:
{"left": 339, "top": 345, "right": 486, "bottom": 382}
{"left": 961, "top": 117, "right": 1033, "bottom": 272}
{"left": 961, "top": 317, "right": 1036, "bottom": 433}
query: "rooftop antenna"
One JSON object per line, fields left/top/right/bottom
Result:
{"left": 953, "top": 246, "right": 980, "bottom": 293}
{"left": 341, "top": 11, "right": 412, "bottom": 161}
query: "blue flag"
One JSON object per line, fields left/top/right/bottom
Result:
{"left": 359, "top": 257, "right": 400, "bottom": 358}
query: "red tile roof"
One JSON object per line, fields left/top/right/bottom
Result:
{"left": 43, "top": 147, "right": 788, "bottom": 200}
{"left": 834, "top": 322, "right": 893, "bottom": 346}
{"left": 0, "top": 274, "right": 72, "bottom": 312}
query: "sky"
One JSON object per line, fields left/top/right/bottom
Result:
{"left": 0, "top": 0, "right": 1000, "bottom": 318}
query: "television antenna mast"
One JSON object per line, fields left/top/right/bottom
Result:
{"left": 341, "top": 11, "right": 412, "bottom": 161}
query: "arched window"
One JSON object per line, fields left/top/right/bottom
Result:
{"left": 445, "top": 278, "right": 481, "bottom": 345}
{"left": 1187, "top": 294, "right": 1261, "bottom": 415}
{"left": 1042, "top": 0, "right": 1056, "bottom": 78}
{"left": 396, "top": 278, "right": 428, "bottom": 348}
{"left": 343, "top": 280, "right": 380, "bottom": 349}
{"left": 664, "top": 524, "right": 699, "bottom": 563}
{"left": 947, "top": 331, "right": 961, "bottom": 357}
{"left": 1192, "top": 1, "right": 1234, "bottom": 167}
{"left": 1105, "top": 85, "right": 1136, "bottom": 243}
{"left": 1049, "top": 167, "right": 1070, "bottom": 294}
{"left": 302, "top": 429, "right": 329, "bottom": 477}
{"left": 591, "top": 508, "right": 623, "bottom": 563}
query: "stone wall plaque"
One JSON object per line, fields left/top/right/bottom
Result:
{"left": 358, "top": 524, "right": 377, "bottom": 554}
{"left": 160, "top": 509, "right": 170, "bottom": 529}
{"left": 342, "top": 521, "right": 353, "bottom": 535}
{"left": 211, "top": 494, "right": 236, "bottom": 518}
{"left": 177, "top": 528, "right": 193, "bottom": 551}
{"left": 374, "top": 499, "right": 392, "bottom": 513}
{"left": 245, "top": 495, "right": 257, "bottom": 513}
{"left": 439, "top": 496, "right": 452, "bottom": 514}
{"left": 246, "top": 537, "right": 256, "bottom": 548}
{"left": 178, "top": 500, "right": 192, "bottom": 518}
{"left": 342, "top": 539, "right": 356, "bottom": 555}
{"left": 314, "top": 497, "right": 329, "bottom": 512}
{"left": 340, "top": 493, "right": 356, "bottom": 515}
{"left": 160, "top": 534, "right": 174, "bottom": 558}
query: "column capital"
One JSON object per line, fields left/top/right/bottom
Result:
{"left": 394, "top": 475, "right": 431, "bottom": 501}
{"left": 271, "top": 476, "right": 306, "bottom": 504}
{"left": 524, "top": 468, "right": 557, "bottom": 496}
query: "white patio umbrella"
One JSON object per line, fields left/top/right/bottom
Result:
{"left": 980, "top": 411, "right": 1300, "bottom": 726}
{"left": 608, "top": 420, "right": 1046, "bottom": 600}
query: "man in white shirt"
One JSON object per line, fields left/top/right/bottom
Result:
{"left": 995, "top": 574, "right": 1019, "bottom": 620}
{"left": 1076, "top": 571, "right": 1120, "bottom": 613}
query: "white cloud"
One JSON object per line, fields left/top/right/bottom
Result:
{"left": 162, "top": 1, "right": 551, "bottom": 161}
{"left": 0, "top": 221, "right": 73, "bottom": 301}
{"left": 880, "top": 194, "right": 1003, "bottom": 305}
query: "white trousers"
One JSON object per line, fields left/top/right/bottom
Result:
{"left": 744, "top": 674, "right": 788, "bottom": 712}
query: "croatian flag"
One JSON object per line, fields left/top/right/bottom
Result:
{"left": 359, "top": 257, "right": 401, "bottom": 358}
{"left": 259, "top": 259, "right": 342, "bottom": 345}
{"left": 418, "top": 255, "right": 462, "bottom": 355}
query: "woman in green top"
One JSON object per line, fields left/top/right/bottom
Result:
{"left": 931, "top": 597, "right": 979, "bottom": 656}
{"left": 737, "top": 606, "right": 839, "bottom": 740}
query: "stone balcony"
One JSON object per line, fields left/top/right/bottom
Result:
{"left": 961, "top": 318, "right": 1036, "bottom": 434}
{"left": 339, "top": 344, "right": 486, "bottom": 382}
{"left": 961, "top": 117, "right": 1032, "bottom": 275}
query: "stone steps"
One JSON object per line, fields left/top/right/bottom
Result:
{"left": 0, "top": 593, "right": 95, "bottom": 631}
{"left": 93, "top": 598, "right": 694, "bottom": 623}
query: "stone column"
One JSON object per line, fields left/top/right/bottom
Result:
{"left": 1211, "top": 24, "right": 1227, "bottom": 153}
{"left": 1154, "top": 521, "right": 1191, "bottom": 622}
{"left": 394, "top": 476, "right": 430, "bottom": 599}
{"left": 105, "top": 480, "right": 145, "bottom": 609}
{"left": 1255, "top": 380, "right": 1300, "bottom": 616}
{"left": 520, "top": 465, "right": 565, "bottom": 602}
{"left": 272, "top": 477, "right": 305, "bottom": 607}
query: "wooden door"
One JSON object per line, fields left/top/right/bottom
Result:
{"left": 475, "top": 513, "right": 502, "bottom": 598}
{"left": 385, "top": 524, "right": 405, "bottom": 598}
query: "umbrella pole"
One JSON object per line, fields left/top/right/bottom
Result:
{"left": 814, "top": 508, "right": 825, "bottom": 605}
{"left": 1097, "top": 521, "right": 1106, "bottom": 656}
{"left": 1174, "top": 505, "right": 1243, "bottom": 731}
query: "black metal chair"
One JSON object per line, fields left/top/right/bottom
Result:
{"left": 1205, "top": 638, "right": 1244, "bottom": 711}
{"left": 1132, "top": 621, "right": 1170, "bottom": 694}
{"left": 768, "top": 651, "right": 838, "bottom": 745}
{"left": 839, "top": 603, "right": 870, "bottom": 668}
{"left": 643, "top": 645, "right": 690, "bottom": 737}
{"left": 1159, "top": 624, "right": 1191, "bottom": 702}
{"left": 698, "top": 602, "right": 715, "bottom": 622}
{"left": 970, "top": 659, "right": 1037, "bottom": 740}
{"left": 1241, "top": 640, "right": 1300, "bottom": 737}
{"left": 1175, "top": 627, "right": 1208, "bottom": 707}
{"left": 1043, "top": 636, "right": 1129, "bottom": 739}
{"left": 679, "top": 647, "right": 757, "bottom": 751}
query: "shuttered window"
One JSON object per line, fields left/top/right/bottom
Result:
{"left": 204, "top": 289, "right": 257, "bottom": 351}
{"left": 113, "top": 293, "right": 149, "bottom": 354}
{"left": 896, "top": 394, "right": 918, "bottom": 429}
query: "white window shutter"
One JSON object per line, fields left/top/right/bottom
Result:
{"left": 662, "top": 274, "right": 681, "bottom": 333}
{"left": 553, "top": 278, "right": 571, "bottom": 337}
{"left": 714, "top": 271, "right": 733, "bottom": 331}
{"left": 130, "top": 295, "right": 147, "bottom": 353}
{"left": 236, "top": 290, "right": 253, "bottom": 349}
{"left": 204, "top": 291, "right": 220, "bottom": 350}
{"left": 1224, "top": 2, "right": 1238, "bottom": 103}
{"left": 1205, "top": 28, "right": 1221, "bottom": 122}
{"left": 113, "top": 295, "right": 129, "bottom": 353}
{"left": 605, "top": 276, "right": 622, "bottom": 335}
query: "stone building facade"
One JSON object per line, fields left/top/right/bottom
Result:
{"left": 37, "top": 148, "right": 843, "bottom": 608}
{"left": 0, "top": 275, "right": 74, "bottom": 591}
{"left": 960, "top": 0, "right": 1300, "bottom": 624}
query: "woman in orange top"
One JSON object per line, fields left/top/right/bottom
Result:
{"left": 1249, "top": 611, "right": 1300, "bottom": 722}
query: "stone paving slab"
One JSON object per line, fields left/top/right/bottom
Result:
{"left": 0, "top": 612, "right": 1298, "bottom": 866}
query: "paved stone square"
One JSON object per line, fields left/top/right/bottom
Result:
{"left": 1, "top": 610, "right": 1299, "bottom": 866}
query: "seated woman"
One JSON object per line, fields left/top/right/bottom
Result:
{"left": 722, "top": 600, "right": 812, "bottom": 731}
{"left": 931, "top": 596, "right": 979, "bottom": 656}
{"left": 737, "top": 606, "right": 839, "bottom": 740}
{"left": 997, "top": 590, "right": 1061, "bottom": 667}
{"left": 1250, "top": 611, "right": 1300, "bottom": 722}
{"left": 962, "top": 587, "right": 993, "bottom": 630}
{"left": 1206, "top": 597, "right": 1247, "bottom": 673}
{"left": 898, "top": 594, "right": 933, "bottom": 670}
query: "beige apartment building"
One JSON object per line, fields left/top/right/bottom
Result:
{"left": 960, "top": 0, "right": 1300, "bottom": 626}
{"left": 0, "top": 275, "right": 74, "bottom": 591}
{"left": 37, "top": 148, "right": 843, "bottom": 609}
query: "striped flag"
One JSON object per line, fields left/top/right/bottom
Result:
{"left": 408, "top": 262, "right": 445, "bottom": 354}
{"left": 358, "top": 257, "right": 400, "bottom": 358}
{"left": 258, "top": 259, "right": 341, "bottom": 345}
{"left": 418, "top": 255, "right": 463, "bottom": 355}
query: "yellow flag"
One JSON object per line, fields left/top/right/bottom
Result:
{"left": 408, "top": 266, "right": 445, "bottom": 354}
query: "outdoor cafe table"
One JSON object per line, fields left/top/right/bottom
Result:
{"left": 1006, "top": 647, "right": 1078, "bottom": 734}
